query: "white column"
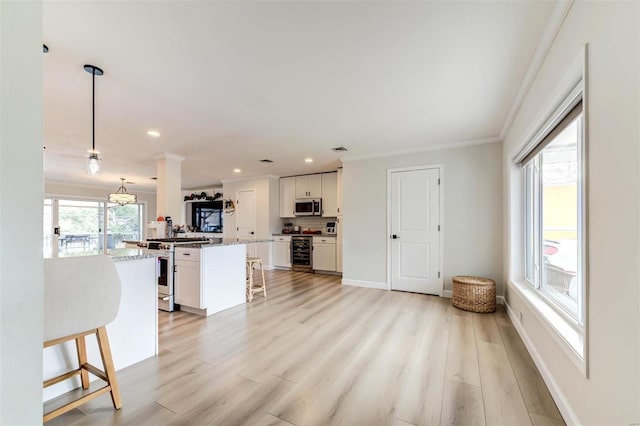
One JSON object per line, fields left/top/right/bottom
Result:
{"left": 155, "top": 153, "right": 184, "bottom": 223}
{"left": 0, "top": 1, "right": 44, "bottom": 424}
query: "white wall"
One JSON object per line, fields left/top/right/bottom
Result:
{"left": 503, "top": 1, "right": 639, "bottom": 423}
{"left": 223, "top": 176, "right": 280, "bottom": 266}
{"left": 45, "top": 181, "right": 157, "bottom": 225}
{"left": 343, "top": 142, "right": 503, "bottom": 294}
{"left": 0, "top": 1, "right": 44, "bottom": 423}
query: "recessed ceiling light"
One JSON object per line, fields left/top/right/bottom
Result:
{"left": 233, "top": 168, "right": 241, "bottom": 173}
{"left": 305, "top": 158, "right": 313, "bottom": 163}
{"left": 146, "top": 130, "right": 160, "bottom": 137}
{"left": 150, "top": 177, "right": 157, "bottom": 180}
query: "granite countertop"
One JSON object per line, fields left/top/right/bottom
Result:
{"left": 46, "top": 248, "right": 168, "bottom": 261}
{"left": 179, "top": 238, "right": 274, "bottom": 248}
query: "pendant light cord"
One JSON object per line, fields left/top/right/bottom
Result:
{"left": 92, "top": 68, "right": 95, "bottom": 152}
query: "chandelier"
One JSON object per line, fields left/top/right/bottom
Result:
{"left": 108, "top": 178, "right": 137, "bottom": 206}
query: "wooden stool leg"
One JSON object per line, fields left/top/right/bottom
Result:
{"left": 260, "top": 261, "right": 266, "bottom": 299}
{"left": 96, "top": 327, "right": 122, "bottom": 409}
{"left": 248, "top": 262, "right": 254, "bottom": 302}
{"left": 75, "top": 336, "right": 90, "bottom": 389}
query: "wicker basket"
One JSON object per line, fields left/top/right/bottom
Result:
{"left": 452, "top": 276, "right": 496, "bottom": 313}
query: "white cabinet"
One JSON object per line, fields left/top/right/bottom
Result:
{"left": 272, "top": 235, "right": 292, "bottom": 268}
{"left": 312, "top": 236, "right": 336, "bottom": 272}
{"left": 336, "top": 168, "right": 343, "bottom": 215}
{"left": 279, "top": 177, "right": 296, "bottom": 218}
{"left": 336, "top": 217, "right": 343, "bottom": 273}
{"left": 295, "top": 174, "right": 322, "bottom": 199}
{"left": 175, "top": 254, "right": 202, "bottom": 309}
{"left": 322, "top": 172, "right": 338, "bottom": 217}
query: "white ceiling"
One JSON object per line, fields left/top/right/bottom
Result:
{"left": 43, "top": 1, "right": 556, "bottom": 191}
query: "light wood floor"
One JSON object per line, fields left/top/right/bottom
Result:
{"left": 45, "top": 270, "right": 564, "bottom": 425}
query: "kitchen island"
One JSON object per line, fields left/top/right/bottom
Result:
{"left": 43, "top": 249, "right": 160, "bottom": 401}
{"left": 174, "top": 238, "right": 272, "bottom": 316}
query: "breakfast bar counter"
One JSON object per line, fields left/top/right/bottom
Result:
{"left": 43, "top": 251, "right": 159, "bottom": 401}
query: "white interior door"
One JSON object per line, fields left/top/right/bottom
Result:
{"left": 390, "top": 168, "right": 441, "bottom": 295}
{"left": 236, "top": 189, "right": 257, "bottom": 257}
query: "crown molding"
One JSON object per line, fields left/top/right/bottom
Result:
{"left": 340, "top": 136, "right": 501, "bottom": 163}
{"left": 499, "top": 0, "right": 575, "bottom": 141}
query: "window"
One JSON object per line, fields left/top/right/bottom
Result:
{"left": 44, "top": 197, "right": 144, "bottom": 256}
{"left": 517, "top": 82, "right": 585, "bottom": 327}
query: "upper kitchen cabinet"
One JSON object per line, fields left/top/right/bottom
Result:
{"left": 279, "top": 177, "right": 296, "bottom": 218}
{"left": 295, "top": 174, "right": 322, "bottom": 199}
{"left": 322, "top": 172, "right": 338, "bottom": 217}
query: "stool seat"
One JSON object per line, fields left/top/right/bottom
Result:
{"left": 246, "top": 256, "right": 267, "bottom": 301}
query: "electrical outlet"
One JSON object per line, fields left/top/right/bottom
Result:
{"left": 519, "top": 311, "right": 524, "bottom": 326}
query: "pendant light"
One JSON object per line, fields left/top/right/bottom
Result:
{"left": 84, "top": 64, "right": 103, "bottom": 175}
{"left": 108, "top": 178, "right": 137, "bottom": 206}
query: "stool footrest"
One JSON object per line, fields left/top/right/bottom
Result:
{"left": 43, "top": 385, "right": 112, "bottom": 423}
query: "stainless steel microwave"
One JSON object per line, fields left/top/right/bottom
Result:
{"left": 295, "top": 199, "right": 322, "bottom": 216}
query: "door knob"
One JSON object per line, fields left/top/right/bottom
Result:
{"left": 391, "top": 234, "right": 399, "bottom": 239}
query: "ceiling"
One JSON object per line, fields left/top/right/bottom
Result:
{"left": 43, "top": 1, "right": 556, "bottom": 192}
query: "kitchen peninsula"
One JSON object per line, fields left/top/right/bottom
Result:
{"left": 43, "top": 249, "right": 160, "bottom": 401}
{"left": 174, "top": 238, "right": 272, "bottom": 316}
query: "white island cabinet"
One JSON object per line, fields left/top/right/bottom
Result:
{"left": 175, "top": 239, "right": 270, "bottom": 316}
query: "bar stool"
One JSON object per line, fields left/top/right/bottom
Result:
{"left": 43, "top": 255, "right": 122, "bottom": 422}
{"left": 246, "top": 256, "right": 266, "bottom": 302}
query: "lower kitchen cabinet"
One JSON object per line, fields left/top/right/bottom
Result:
{"left": 272, "top": 235, "right": 292, "bottom": 268}
{"left": 175, "top": 258, "right": 202, "bottom": 309}
{"left": 174, "top": 244, "right": 246, "bottom": 315}
{"left": 312, "top": 236, "right": 336, "bottom": 272}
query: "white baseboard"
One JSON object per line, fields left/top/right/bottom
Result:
{"left": 505, "top": 302, "right": 580, "bottom": 425}
{"left": 341, "top": 279, "right": 387, "bottom": 290}
{"left": 442, "top": 290, "right": 504, "bottom": 305}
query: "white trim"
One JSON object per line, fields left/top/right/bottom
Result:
{"left": 152, "top": 152, "right": 185, "bottom": 161}
{"left": 386, "top": 165, "right": 444, "bottom": 296}
{"left": 499, "top": 0, "right": 575, "bottom": 140}
{"left": 509, "top": 280, "right": 586, "bottom": 376}
{"left": 443, "top": 290, "right": 505, "bottom": 305}
{"left": 505, "top": 301, "right": 580, "bottom": 426}
{"left": 220, "top": 174, "right": 279, "bottom": 184}
{"left": 340, "top": 137, "right": 500, "bottom": 163}
{"left": 341, "top": 279, "right": 387, "bottom": 290}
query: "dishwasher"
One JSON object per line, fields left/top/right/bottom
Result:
{"left": 291, "top": 235, "right": 313, "bottom": 272}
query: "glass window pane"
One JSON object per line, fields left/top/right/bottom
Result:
{"left": 540, "top": 118, "right": 579, "bottom": 316}
{"left": 107, "top": 203, "right": 142, "bottom": 248}
{"left": 524, "top": 164, "right": 535, "bottom": 283}
{"left": 43, "top": 199, "right": 53, "bottom": 257}
{"left": 58, "top": 199, "right": 103, "bottom": 253}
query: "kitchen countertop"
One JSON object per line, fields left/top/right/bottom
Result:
{"left": 179, "top": 238, "right": 273, "bottom": 248}
{"left": 46, "top": 248, "right": 167, "bottom": 261}
{"left": 272, "top": 233, "right": 336, "bottom": 237}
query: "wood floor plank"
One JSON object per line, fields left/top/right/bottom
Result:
{"left": 498, "top": 325, "right": 563, "bottom": 421}
{"left": 529, "top": 412, "right": 566, "bottom": 426}
{"left": 446, "top": 315, "right": 481, "bottom": 386}
{"left": 473, "top": 313, "right": 503, "bottom": 345}
{"left": 44, "top": 270, "right": 562, "bottom": 426}
{"left": 477, "top": 341, "right": 531, "bottom": 426}
{"left": 440, "top": 379, "right": 486, "bottom": 426}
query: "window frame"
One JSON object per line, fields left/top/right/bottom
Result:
{"left": 516, "top": 79, "right": 587, "bottom": 335}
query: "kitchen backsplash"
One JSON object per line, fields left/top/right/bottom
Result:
{"left": 282, "top": 216, "right": 336, "bottom": 231}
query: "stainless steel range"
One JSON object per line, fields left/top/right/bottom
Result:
{"left": 137, "top": 237, "right": 211, "bottom": 312}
